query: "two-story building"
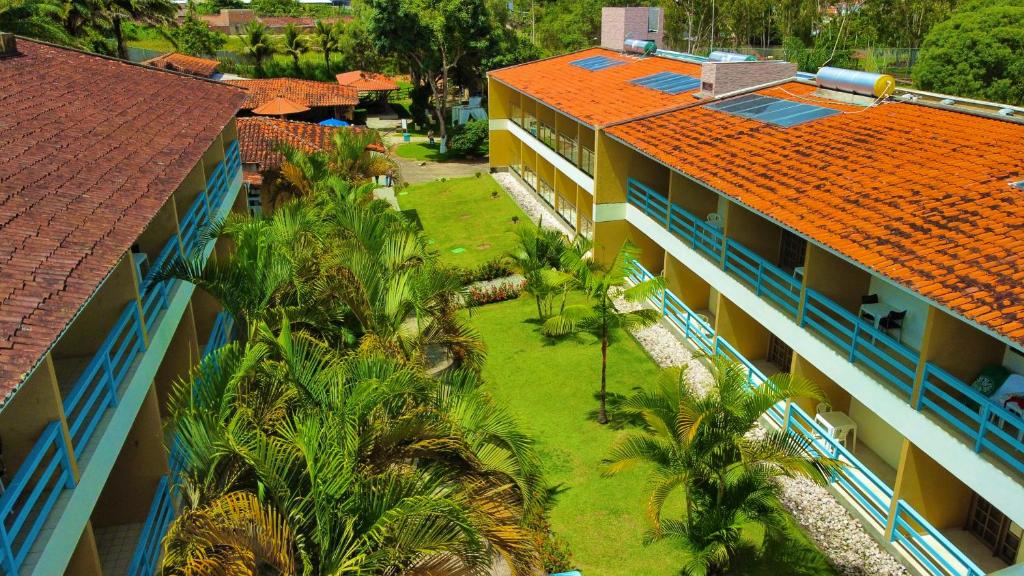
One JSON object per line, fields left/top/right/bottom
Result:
{"left": 0, "top": 35, "right": 246, "bottom": 575}
{"left": 487, "top": 17, "right": 1024, "bottom": 576}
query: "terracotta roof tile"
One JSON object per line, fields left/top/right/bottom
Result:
{"left": 143, "top": 52, "right": 220, "bottom": 77}
{"left": 0, "top": 39, "right": 245, "bottom": 406}
{"left": 488, "top": 47, "right": 704, "bottom": 127}
{"left": 238, "top": 117, "right": 338, "bottom": 169}
{"left": 606, "top": 82, "right": 1024, "bottom": 344}
{"left": 335, "top": 70, "right": 398, "bottom": 92}
{"left": 226, "top": 78, "right": 358, "bottom": 109}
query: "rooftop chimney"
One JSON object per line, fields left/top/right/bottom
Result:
{"left": 601, "top": 7, "right": 664, "bottom": 52}
{"left": 699, "top": 60, "right": 798, "bottom": 98}
{"left": 0, "top": 33, "right": 17, "bottom": 58}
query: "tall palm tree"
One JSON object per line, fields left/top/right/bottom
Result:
{"left": 104, "top": 0, "right": 175, "bottom": 59}
{"left": 311, "top": 18, "right": 336, "bottom": 67}
{"left": 165, "top": 318, "right": 542, "bottom": 574}
{"left": 0, "top": 0, "right": 70, "bottom": 43}
{"left": 279, "top": 23, "right": 305, "bottom": 71}
{"left": 603, "top": 359, "right": 843, "bottom": 575}
{"left": 239, "top": 20, "right": 273, "bottom": 77}
{"left": 541, "top": 242, "right": 663, "bottom": 424}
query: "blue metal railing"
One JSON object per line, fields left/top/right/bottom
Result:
{"left": 0, "top": 153, "right": 242, "bottom": 575}
{"left": 892, "top": 500, "right": 984, "bottom": 576}
{"left": 723, "top": 239, "right": 801, "bottom": 318}
{"left": 800, "top": 288, "right": 920, "bottom": 396}
{"left": 668, "top": 202, "right": 725, "bottom": 261}
{"left": 625, "top": 260, "right": 981, "bottom": 576}
{"left": 626, "top": 178, "right": 670, "bottom": 228}
{"left": 63, "top": 303, "right": 147, "bottom": 457}
{"left": 918, "top": 363, "right": 1024, "bottom": 475}
{"left": 127, "top": 475, "right": 175, "bottom": 576}
{"left": 0, "top": 422, "right": 76, "bottom": 575}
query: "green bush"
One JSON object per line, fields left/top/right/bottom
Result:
{"left": 447, "top": 120, "right": 489, "bottom": 158}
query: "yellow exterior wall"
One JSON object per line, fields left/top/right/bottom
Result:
{"left": 594, "top": 131, "right": 631, "bottom": 205}
{"left": 487, "top": 78, "right": 515, "bottom": 119}
{"left": 895, "top": 442, "right": 973, "bottom": 530}
{"left": 52, "top": 254, "right": 141, "bottom": 361}
{"left": 669, "top": 171, "right": 718, "bottom": 218}
{"left": 154, "top": 302, "right": 199, "bottom": 417}
{"left": 849, "top": 398, "right": 904, "bottom": 470}
{"left": 664, "top": 254, "right": 711, "bottom": 312}
{"left": 804, "top": 244, "right": 871, "bottom": 313}
{"left": 716, "top": 296, "right": 770, "bottom": 361}
{"left": 792, "top": 353, "right": 850, "bottom": 415}
{"left": 725, "top": 202, "right": 782, "bottom": 262}
{"left": 922, "top": 307, "right": 1004, "bottom": 384}
{"left": 490, "top": 129, "right": 515, "bottom": 167}
{"left": 173, "top": 163, "right": 208, "bottom": 219}
{"left": 0, "top": 355, "right": 73, "bottom": 477}
{"left": 65, "top": 522, "right": 102, "bottom": 576}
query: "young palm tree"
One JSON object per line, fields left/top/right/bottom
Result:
{"left": 325, "top": 127, "right": 394, "bottom": 183}
{"left": 603, "top": 359, "right": 843, "bottom": 575}
{"left": 311, "top": 18, "right": 337, "bottom": 67}
{"left": 541, "top": 242, "right": 663, "bottom": 424}
{"left": 0, "top": 0, "right": 70, "bottom": 43}
{"left": 506, "top": 222, "right": 571, "bottom": 320}
{"left": 279, "top": 23, "right": 306, "bottom": 71}
{"left": 239, "top": 20, "right": 273, "bottom": 77}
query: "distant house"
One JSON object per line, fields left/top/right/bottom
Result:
{"left": 143, "top": 52, "right": 221, "bottom": 78}
{"left": 226, "top": 78, "right": 359, "bottom": 122}
{"left": 198, "top": 8, "right": 349, "bottom": 33}
{"left": 336, "top": 70, "right": 399, "bottom": 102}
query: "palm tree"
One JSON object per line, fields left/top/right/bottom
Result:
{"left": 603, "top": 359, "right": 843, "bottom": 575}
{"left": 104, "top": 0, "right": 175, "bottom": 59}
{"left": 506, "top": 222, "right": 572, "bottom": 320}
{"left": 541, "top": 242, "right": 663, "bottom": 424}
{"left": 165, "top": 318, "right": 542, "bottom": 574}
{"left": 325, "top": 127, "right": 394, "bottom": 183}
{"left": 279, "top": 23, "right": 306, "bottom": 71}
{"left": 0, "top": 0, "right": 71, "bottom": 43}
{"left": 239, "top": 20, "right": 273, "bottom": 77}
{"left": 311, "top": 18, "right": 337, "bottom": 67}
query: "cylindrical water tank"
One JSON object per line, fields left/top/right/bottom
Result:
{"left": 708, "top": 51, "right": 755, "bottom": 62}
{"left": 624, "top": 39, "right": 657, "bottom": 55}
{"left": 816, "top": 67, "right": 895, "bottom": 98}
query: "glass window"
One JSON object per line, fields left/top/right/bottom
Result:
{"left": 579, "top": 213, "right": 593, "bottom": 240}
{"left": 580, "top": 146, "right": 594, "bottom": 176}
{"left": 525, "top": 112, "right": 538, "bottom": 136}
{"left": 538, "top": 122, "right": 556, "bottom": 149}
{"left": 557, "top": 134, "right": 578, "bottom": 165}
{"left": 557, "top": 193, "right": 577, "bottom": 228}
{"left": 648, "top": 7, "right": 660, "bottom": 32}
{"left": 522, "top": 167, "right": 537, "bottom": 190}
{"left": 538, "top": 178, "right": 555, "bottom": 206}
{"left": 510, "top": 101, "right": 522, "bottom": 126}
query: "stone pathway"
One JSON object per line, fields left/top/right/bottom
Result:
{"left": 494, "top": 171, "right": 908, "bottom": 576}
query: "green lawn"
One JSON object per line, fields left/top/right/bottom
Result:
{"left": 471, "top": 296, "right": 838, "bottom": 576}
{"left": 395, "top": 142, "right": 449, "bottom": 162}
{"left": 397, "top": 175, "right": 528, "bottom": 268}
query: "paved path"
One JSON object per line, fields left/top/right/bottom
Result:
{"left": 394, "top": 155, "right": 489, "bottom": 184}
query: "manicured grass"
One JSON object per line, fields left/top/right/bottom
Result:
{"left": 395, "top": 142, "right": 449, "bottom": 162}
{"left": 471, "top": 296, "right": 839, "bottom": 576}
{"left": 397, "top": 175, "right": 528, "bottom": 268}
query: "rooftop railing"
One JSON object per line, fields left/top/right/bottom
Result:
{"left": 626, "top": 259, "right": 984, "bottom": 576}
{"left": 0, "top": 140, "right": 241, "bottom": 575}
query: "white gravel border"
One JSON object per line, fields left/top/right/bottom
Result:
{"left": 496, "top": 174, "right": 908, "bottom": 575}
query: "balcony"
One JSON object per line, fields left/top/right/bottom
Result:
{"left": 627, "top": 260, "right": 985, "bottom": 576}
{"left": 0, "top": 141, "right": 242, "bottom": 575}
{"left": 623, "top": 177, "right": 1024, "bottom": 482}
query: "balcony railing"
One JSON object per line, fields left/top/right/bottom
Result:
{"left": 129, "top": 309, "right": 236, "bottom": 575}
{"left": 140, "top": 236, "right": 181, "bottom": 333}
{"left": 0, "top": 142, "right": 241, "bottom": 575}
{"left": 626, "top": 259, "right": 983, "bottom": 576}
{"left": 918, "top": 363, "right": 1024, "bottom": 475}
{"left": 724, "top": 239, "right": 801, "bottom": 318}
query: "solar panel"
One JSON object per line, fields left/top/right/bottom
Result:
{"left": 630, "top": 72, "right": 701, "bottom": 95}
{"left": 570, "top": 55, "right": 626, "bottom": 71}
{"left": 707, "top": 94, "right": 840, "bottom": 127}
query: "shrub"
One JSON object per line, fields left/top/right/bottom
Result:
{"left": 533, "top": 518, "right": 574, "bottom": 574}
{"left": 451, "top": 258, "right": 515, "bottom": 286}
{"left": 467, "top": 280, "right": 525, "bottom": 306}
{"left": 447, "top": 120, "right": 489, "bottom": 158}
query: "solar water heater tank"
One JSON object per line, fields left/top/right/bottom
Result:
{"left": 816, "top": 67, "right": 895, "bottom": 98}
{"left": 624, "top": 38, "right": 657, "bottom": 55}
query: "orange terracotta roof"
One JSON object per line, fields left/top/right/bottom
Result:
{"left": 335, "top": 70, "right": 398, "bottom": 92}
{"left": 237, "top": 117, "right": 338, "bottom": 169}
{"left": 144, "top": 52, "right": 220, "bottom": 77}
{"left": 488, "top": 47, "right": 704, "bottom": 127}
{"left": 0, "top": 39, "right": 245, "bottom": 405}
{"left": 606, "top": 82, "right": 1024, "bottom": 344}
{"left": 226, "top": 78, "right": 358, "bottom": 109}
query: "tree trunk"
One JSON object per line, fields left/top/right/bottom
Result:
{"left": 113, "top": 15, "right": 127, "bottom": 60}
{"left": 324, "top": 48, "right": 330, "bottom": 68}
{"left": 598, "top": 334, "right": 609, "bottom": 424}
{"left": 292, "top": 54, "right": 300, "bottom": 70}
{"left": 535, "top": 294, "right": 543, "bottom": 320}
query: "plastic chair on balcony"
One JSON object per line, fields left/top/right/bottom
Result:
{"left": 879, "top": 310, "right": 906, "bottom": 342}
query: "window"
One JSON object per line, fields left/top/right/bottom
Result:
{"left": 557, "top": 193, "right": 577, "bottom": 228}
{"left": 525, "top": 112, "right": 538, "bottom": 136}
{"left": 580, "top": 146, "right": 594, "bottom": 176}
{"left": 510, "top": 101, "right": 522, "bottom": 126}
{"left": 538, "top": 178, "right": 555, "bottom": 206}
{"left": 538, "top": 122, "right": 555, "bottom": 149}
{"left": 557, "top": 134, "right": 578, "bottom": 165}
{"left": 648, "top": 7, "right": 660, "bottom": 32}
{"left": 766, "top": 335, "right": 793, "bottom": 371}
{"left": 522, "top": 166, "right": 537, "bottom": 190}
{"left": 579, "top": 213, "right": 593, "bottom": 240}
{"left": 777, "top": 230, "right": 807, "bottom": 273}
{"left": 967, "top": 494, "right": 1021, "bottom": 564}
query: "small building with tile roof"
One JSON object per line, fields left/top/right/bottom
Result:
{"left": 336, "top": 70, "right": 399, "bottom": 99}
{"left": 143, "top": 51, "right": 220, "bottom": 77}
{"left": 226, "top": 77, "right": 358, "bottom": 123}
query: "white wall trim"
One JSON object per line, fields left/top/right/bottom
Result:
{"left": 491, "top": 118, "right": 595, "bottom": 194}
{"left": 626, "top": 204, "right": 1024, "bottom": 525}
{"left": 593, "top": 202, "right": 627, "bottom": 222}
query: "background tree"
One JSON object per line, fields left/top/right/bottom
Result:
{"left": 239, "top": 20, "right": 274, "bottom": 76}
{"left": 311, "top": 18, "right": 337, "bottom": 67}
{"left": 104, "top": 0, "right": 175, "bottom": 59}
{"left": 541, "top": 243, "right": 663, "bottom": 424}
{"left": 0, "top": 0, "right": 70, "bottom": 43}
{"left": 280, "top": 23, "right": 307, "bottom": 70}
{"left": 913, "top": 0, "right": 1024, "bottom": 106}
{"left": 168, "top": 2, "right": 227, "bottom": 56}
